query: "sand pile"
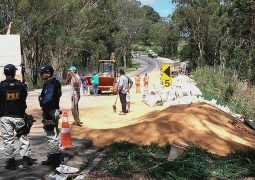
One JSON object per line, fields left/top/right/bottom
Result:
{"left": 71, "top": 102, "right": 255, "bottom": 155}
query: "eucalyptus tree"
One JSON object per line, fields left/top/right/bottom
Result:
{"left": 229, "top": 0, "right": 255, "bottom": 82}
{"left": 139, "top": 5, "right": 161, "bottom": 46}
{"left": 0, "top": 0, "right": 100, "bottom": 86}
{"left": 149, "top": 20, "right": 179, "bottom": 56}
{"left": 115, "top": 0, "right": 145, "bottom": 67}
{"left": 172, "top": 0, "right": 220, "bottom": 66}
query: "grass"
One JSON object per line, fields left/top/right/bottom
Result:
{"left": 123, "top": 59, "right": 141, "bottom": 73}
{"left": 89, "top": 142, "right": 255, "bottom": 179}
{"left": 136, "top": 50, "right": 147, "bottom": 55}
{"left": 191, "top": 66, "right": 255, "bottom": 119}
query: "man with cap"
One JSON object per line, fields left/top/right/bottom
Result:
{"left": 65, "top": 66, "right": 82, "bottom": 126}
{"left": 39, "top": 65, "right": 62, "bottom": 167}
{"left": 0, "top": 64, "right": 32, "bottom": 170}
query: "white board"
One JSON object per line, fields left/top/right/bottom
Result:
{"left": 0, "top": 35, "right": 22, "bottom": 80}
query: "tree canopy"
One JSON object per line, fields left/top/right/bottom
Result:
{"left": 1, "top": 0, "right": 255, "bottom": 85}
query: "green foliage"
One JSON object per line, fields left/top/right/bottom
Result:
{"left": 1, "top": 0, "right": 165, "bottom": 87}
{"left": 95, "top": 142, "right": 255, "bottom": 179}
{"left": 142, "top": 5, "right": 160, "bottom": 23}
{"left": 173, "top": 0, "right": 255, "bottom": 83}
{"left": 192, "top": 66, "right": 255, "bottom": 119}
{"left": 191, "top": 66, "right": 236, "bottom": 100}
{"left": 149, "top": 21, "right": 179, "bottom": 57}
{"left": 123, "top": 59, "right": 141, "bottom": 73}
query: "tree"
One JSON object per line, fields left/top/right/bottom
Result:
{"left": 229, "top": 0, "right": 255, "bottom": 83}
{"left": 149, "top": 21, "right": 179, "bottom": 56}
{"left": 173, "top": 0, "right": 220, "bottom": 66}
{"left": 115, "top": 0, "right": 145, "bottom": 67}
{"left": 142, "top": 5, "right": 160, "bottom": 23}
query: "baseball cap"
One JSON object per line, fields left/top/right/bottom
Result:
{"left": 68, "top": 66, "right": 77, "bottom": 71}
{"left": 40, "top": 65, "right": 54, "bottom": 75}
{"left": 4, "top": 64, "right": 18, "bottom": 75}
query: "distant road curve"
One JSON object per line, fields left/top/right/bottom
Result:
{"left": 127, "top": 55, "right": 176, "bottom": 77}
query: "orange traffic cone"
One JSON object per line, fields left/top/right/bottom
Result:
{"left": 61, "top": 111, "right": 72, "bottom": 149}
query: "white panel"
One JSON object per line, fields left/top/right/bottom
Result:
{"left": 0, "top": 35, "right": 22, "bottom": 81}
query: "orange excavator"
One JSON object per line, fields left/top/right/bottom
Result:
{"left": 86, "top": 53, "right": 118, "bottom": 94}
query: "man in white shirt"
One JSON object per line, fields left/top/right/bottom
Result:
{"left": 118, "top": 69, "right": 129, "bottom": 115}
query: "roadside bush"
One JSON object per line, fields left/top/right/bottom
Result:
{"left": 230, "top": 83, "right": 255, "bottom": 119}
{"left": 132, "top": 44, "right": 147, "bottom": 51}
{"left": 191, "top": 66, "right": 255, "bottom": 119}
{"left": 152, "top": 46, "right": 163, "bottom": 55}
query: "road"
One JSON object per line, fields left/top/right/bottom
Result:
{"left": 0, "top": 56, "right": 175, "bottom": 179}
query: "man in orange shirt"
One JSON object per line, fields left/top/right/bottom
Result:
{"left": 135, "top": 74, "right": 141, "bottom": 93}
{"left": 143, "top": 73, "right": 149, "bottom": 89}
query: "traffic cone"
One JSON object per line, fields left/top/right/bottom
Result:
{"left": 61, "top": 111, "right": 72, "bottom": 149}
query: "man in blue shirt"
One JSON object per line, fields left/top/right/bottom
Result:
{"left": 39, "top": 65, "right": 62, "bottom": 167}
{"left": 92, "top": 72, "right": 99, "bottom": 96}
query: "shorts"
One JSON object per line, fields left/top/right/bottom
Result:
{"left": 126, "top": 92, "right": 130, "bottom": 102}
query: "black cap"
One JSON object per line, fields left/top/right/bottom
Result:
{"left": 4, "top": 64, "right": 18, "bottom": 76}
{"left": 40, "top": 65, "right": 54, "bottom": 75}
{"left": 119, "top": 68, "right": 125, "bottom": 75}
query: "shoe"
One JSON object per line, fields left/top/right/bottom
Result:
{"left": 5, "top": 158, "right": 16, "bottom": 170}
{"left": 76, "top": 122, "right": 82, "bottom": 127}
{"left": 52, "top": 153, "right": 61, "bottom": 168}
{"left": 72, "top": 122, "right": 82, "bottom": 126}
{"left": 42, "top": 153, "right": 61, "bottom": 167}
{"left": 119, "top": 112, "right": 127, "bottom": 115}
{"left": 23, "top": 156, "right": 33, "bottom": 168}
{"left": 42, "top": 154, "right": 53, "bottom": 165}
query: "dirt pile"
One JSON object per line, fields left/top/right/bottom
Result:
{"left": 71, "top": 103, "right": 255, "bottom": 155}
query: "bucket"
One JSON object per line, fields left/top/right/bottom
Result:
{"left": 167, "top": 140, "right": 189, "bottom": 161}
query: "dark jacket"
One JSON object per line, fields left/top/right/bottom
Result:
{"left": 40, "top": 77, "right": 62, "bottom": 112}
{"left": 0, "top": 77, "right": 27, "bottom": 117}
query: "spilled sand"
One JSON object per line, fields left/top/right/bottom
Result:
{"left": 71, "top": 102, "right": 255, "bottom": 156}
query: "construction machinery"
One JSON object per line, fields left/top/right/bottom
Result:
{"left": 86, "top": 53, "right": 118, "bottom": 94}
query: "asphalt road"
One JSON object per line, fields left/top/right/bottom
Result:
{"left": 0, "top": 55, "right": 175, "bottom": 179}
{"left": 128, "top": 55, "right": 175, "bottom": 76}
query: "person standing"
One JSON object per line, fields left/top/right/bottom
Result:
{"left": 126, "top": 75, "right": 133, "bottom": 113}
{"left": 66, "top": 66, "right": 82, "bottom": 126}
{"left": 118, "top": 69, "right": 129, "bottom": 115}
{"left": 81, "top": 74, "right": 89, "bottom": 96}
{"left": 92, "top": 72, "right": 99, "bottom": 96}
{"left": 180, "top": 61, "right": 187, "bottom": 75}
{"left": 39, "top": 65, "right": 62, "bottom": 167}
{"left": 0, "top": 64, "right": 32, "bottom": 170}
{"left": 135, "top": 74, "right": 141, "bottom": 93}
{"left": 143, "top": 73, "right": 149, "bottom": 89}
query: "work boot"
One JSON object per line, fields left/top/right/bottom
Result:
{"left": 5, "top": 158, "right": 16, "bottom": 170}
{"left": 52, "top": 153, "right": 61, "bottom": 168}
{"left": 42, "top": 153, "right": 61, "bottom": 167}
{"left": 23, "top": 156, "right": 33, "bottom": 168}
{"left": 42, "top": 154, "right": 53, "bottom": 165}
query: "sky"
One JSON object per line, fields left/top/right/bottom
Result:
{"left": 139, "top": 0, "right": 176, "bottom": 17}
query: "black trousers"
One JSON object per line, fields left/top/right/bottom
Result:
{"left": 119, "top": 92, "right": 127, "bottom": 113}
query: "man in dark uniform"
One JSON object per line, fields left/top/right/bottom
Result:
{"left": 39, "top": 65, "right": 62, "bottom": 167}
{"left": 0, "top": 64, "right": 32, "bottom": 170}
